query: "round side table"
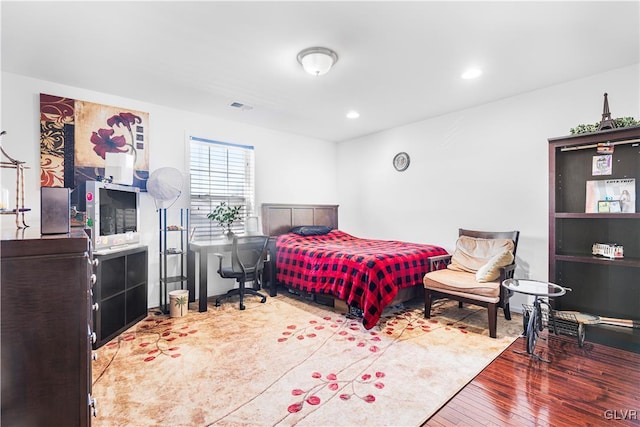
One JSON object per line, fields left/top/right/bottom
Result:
{"left": 502, "top": 278, "right": 568, "bottom": 362}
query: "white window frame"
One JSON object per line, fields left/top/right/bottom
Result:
{"left": 188, "top": 136, "right": 255, "bottom": 241}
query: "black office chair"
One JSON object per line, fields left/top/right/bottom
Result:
{"left": 214, "top": 235, "right": 269, "bottom": 310}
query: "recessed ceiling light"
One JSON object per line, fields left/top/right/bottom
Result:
{"left": 461, "top": 68, "right": 482, "bottom": 79}
{"left": 346, "top": 111, "right": 360, "bottom": 119}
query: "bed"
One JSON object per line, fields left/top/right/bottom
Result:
{"left": 261, "top": 203, "right": 448, "bottom": 329}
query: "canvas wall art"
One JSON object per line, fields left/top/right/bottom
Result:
{"left": 40, "top": 93, "right": 149, "bottom": 190}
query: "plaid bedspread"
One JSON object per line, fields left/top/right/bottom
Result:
{"left": 275, "top": 230, "right": 448, "bottom": 329}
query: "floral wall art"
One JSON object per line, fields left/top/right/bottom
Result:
{"left": 40, "top": 93, "right": 149, "bottom": 190}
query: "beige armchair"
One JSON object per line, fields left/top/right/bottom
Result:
{"left": 423, "top": 229, "right": 519, "bottom": 338}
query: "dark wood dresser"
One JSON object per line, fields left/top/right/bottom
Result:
{"left": 1, "top": 227, "right": 96, "bottom": 426}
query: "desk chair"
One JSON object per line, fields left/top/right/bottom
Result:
{"left": 214, "top": 235, "right": 269, "bottom": 310}
{"left": 423, "top": 228, "right": 519, "bottom": 338}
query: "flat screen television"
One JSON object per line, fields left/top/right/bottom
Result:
{"left": 72, "top": 180, "right": 141, "bottom": 252}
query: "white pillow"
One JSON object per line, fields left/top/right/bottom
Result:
{"left": 475, "top": 250, "right": 514, "bottom": 282}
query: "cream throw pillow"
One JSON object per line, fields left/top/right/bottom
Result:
{"left": 475, "top": 250, "right": 514, "bottom": 282}
{"left": 448, "top": 235, "right": 515, "bottom": 273}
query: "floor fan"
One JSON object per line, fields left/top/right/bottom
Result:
{"left": 146, "top": 167, "right": 183, "bottom": 209}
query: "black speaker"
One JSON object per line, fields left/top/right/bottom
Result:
{"left": 41, "top": 187, "right": 70, "bottom": 235}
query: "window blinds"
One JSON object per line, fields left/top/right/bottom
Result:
{"left": 189, "top": 136, "right": 255, "bottom": 241}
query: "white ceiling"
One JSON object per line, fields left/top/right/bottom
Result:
{"left": 2, "top": 1, "right": 639, "bottom": 142}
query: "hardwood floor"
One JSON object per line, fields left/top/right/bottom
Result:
{"left": 425, "top": 330, "right": 640, "bottom": 426}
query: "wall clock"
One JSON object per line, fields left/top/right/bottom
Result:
{"left": 393, "top": 152, "right": 410, "bottom": 172}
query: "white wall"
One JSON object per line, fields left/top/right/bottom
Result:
{"left": 337, "top": 64, "right": 640, "bottom": 309}
{"left": 0, "top": 72, "right": 338, "bottom": 306}
{"left": 3, "top": 65, "right": 639, "bottom": 312}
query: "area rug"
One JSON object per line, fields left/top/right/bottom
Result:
{"left": 91, "top": 294, "right": 522, "bottom": 426}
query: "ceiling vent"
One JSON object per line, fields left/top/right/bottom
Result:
{"left": 229, "top": 102, "right": 253, "bottom": 111}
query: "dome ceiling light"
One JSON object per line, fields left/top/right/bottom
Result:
{"left": 297, "top": 47, "right": 338, "bottom": 76}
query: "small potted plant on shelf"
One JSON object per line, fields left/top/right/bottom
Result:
{"left": 207, "top": 202, "right": 241, "bottom": 238}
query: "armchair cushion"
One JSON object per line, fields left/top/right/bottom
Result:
{"left": 475, "top": 250, "right": 514, "bottom": 282}
{"left": 447, "top": 236, "right": 514, "bottom": 273}
{"left": 423, "top": 269, "right": 500, "bottom": 301}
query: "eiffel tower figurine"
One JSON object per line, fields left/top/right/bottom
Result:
{"left": 597, "top": 92, "right": 617, "bottom": 131}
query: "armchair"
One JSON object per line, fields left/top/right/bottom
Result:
{"left": 423, "top": 228, "right": 519, "bottom": 338}
{"left": 214, "top": 235, "right": 269, "bottom": 310}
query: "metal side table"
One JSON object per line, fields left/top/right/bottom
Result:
{"left": 502, "top": 278, "right": 568, "bottom": 362}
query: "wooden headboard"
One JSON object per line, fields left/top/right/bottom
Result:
{"left": 261, "top": 204, "right": 339, "bottom": 236}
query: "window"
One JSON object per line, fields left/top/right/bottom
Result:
{"left": 189, "top": 136, "right": 255, "bottom": 241}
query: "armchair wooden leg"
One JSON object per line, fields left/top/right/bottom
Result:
{"left": 424, "top": 288, "right": 433, "bottom": 319}
{"left": 488, "top": 303, "right": 497, "bottom": 338}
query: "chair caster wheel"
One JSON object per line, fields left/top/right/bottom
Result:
{"left": 215, "top": 301, "right": 221, "bottom": 307}
{"left": 240, "top": 304, "right": 245, "bottom": 310}
{"left": 260, "top": 297, "right": 266, "bottom": 303}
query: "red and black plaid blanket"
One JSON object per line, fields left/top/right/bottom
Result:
{"left": 275, "top": 230, "right": 448, "bottom": 329}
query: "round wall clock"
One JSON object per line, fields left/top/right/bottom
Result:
{"left": 393, "top": 152, "right": 410, "bottom": 171}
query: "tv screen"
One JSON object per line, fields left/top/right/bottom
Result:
{"left": 99, "top": 188, "right": 138, "bottom": 236}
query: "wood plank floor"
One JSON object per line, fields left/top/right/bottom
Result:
{"left": 425, "top": 330, "right": 640, "bottom": 426}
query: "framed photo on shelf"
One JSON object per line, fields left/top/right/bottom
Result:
{"left": 597, "top": 200, "right": 621, "bottom": 213}
{"left": 592, "top": 154, "right": 612, "bottom": 176}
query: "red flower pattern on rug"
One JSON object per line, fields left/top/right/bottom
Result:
{"left": 279, "top": 305, "right": 472, "bottom": 348}
{"left": 278, "top": 314, "right": 385, "bottom": 352}
{"left": 276, "top": 303, "right": 475, "bottom": 416}
{"left": 287, "top": 370, "right": 385, "bottom": 413}
{"left": 105, "top": 316, "right": 198, "bottom": 362}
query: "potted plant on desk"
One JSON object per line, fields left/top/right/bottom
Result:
{"left": 207, "top": 202, "right": 241, "bottom": 239}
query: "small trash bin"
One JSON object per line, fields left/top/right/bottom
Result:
{"left": 169, "top": 289, "right": 189, "bottom": 318}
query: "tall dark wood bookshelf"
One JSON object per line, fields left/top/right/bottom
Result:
{"left": 548, "top": 125, "right": 640, "bottom": 352}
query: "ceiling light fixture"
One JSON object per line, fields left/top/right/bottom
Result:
{"left": 346, "top": 111, "right": 360, "bottom": 119}
{"left": 461, "top": 68, "right": 482, "bottom": 79}
{"left": 297, "top": 47, "right": 338, "bottom": 76}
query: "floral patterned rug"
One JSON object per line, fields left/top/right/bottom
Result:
{"left": 92, "top": 294, "right": 521, "bottom": 426}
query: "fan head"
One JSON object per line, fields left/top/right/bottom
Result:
{"left": 147, "top": 167, "right": 183, "bottom": 209}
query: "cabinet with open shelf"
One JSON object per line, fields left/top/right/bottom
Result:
{"left": 93, "top": 245, "right": 148, "bottom": 348}
{"left": 549, "top": 125, "right": 640, "bottom": 351}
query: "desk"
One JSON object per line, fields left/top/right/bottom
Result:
{"left": 188, "top": 239, "right": 233, "bottom": 312}
{"left": 502, "top": 278, "right": 567, "bottom": 362}
{"left": 189, "top": 237, "right": 273, "bottom": 312}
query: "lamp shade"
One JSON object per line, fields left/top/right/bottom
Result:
{"left": 297, "top": 47, "right": 338, "bottom": 76}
